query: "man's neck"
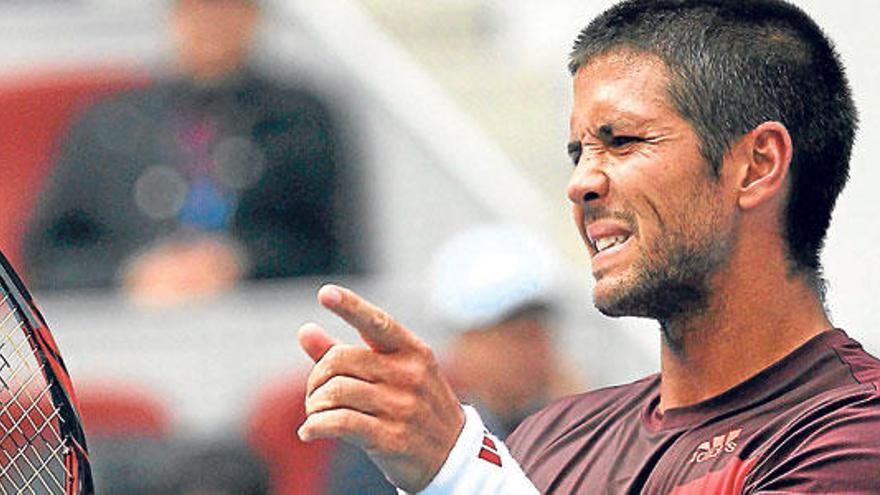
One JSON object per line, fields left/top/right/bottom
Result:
{"left": 656, "top": 251, "right": 832, "bottom": 412}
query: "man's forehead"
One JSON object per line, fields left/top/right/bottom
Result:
{"left": 576, "top": 48, "right": 667, "bottom": 74}
{"left": 570, "top": 52, "right": 675, "bottom": 132}
{"left": 573, "top": 49, "right": 670, "bottom": 93}
{"left": 569, "top": 93, "right": 669, "bottom": 135}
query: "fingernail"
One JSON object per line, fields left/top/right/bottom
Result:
{"left": 318, "top": 284, "right": 342, "bottom": 305}
{"left": 297, "top": 425, "right": 309, "bottom": 442}
{"left": 298, "top": 321, "right": 319, "bottom": 333}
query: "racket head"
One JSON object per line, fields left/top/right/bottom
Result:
{"left": 0, "top": 251, "right": 93, "bottom": 494}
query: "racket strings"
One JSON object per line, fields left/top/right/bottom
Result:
{"left": 0, "top": 295, "right": 71, "bottom": 494}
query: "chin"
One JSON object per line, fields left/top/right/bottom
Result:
{"left": 593, "top": 290, "right": 643, "bottom": 318}
{"left": 591, "top": 274, "right": 642, "bottom": 318}
{"left": 593, "top": 272, "right": 710, "bottom": 321}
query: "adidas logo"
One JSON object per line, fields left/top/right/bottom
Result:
{"left": 477, "top": 432, "right": 502, "bottom": 467}
{"left": 688, "top": 428, "right": 742, "bottom": 464}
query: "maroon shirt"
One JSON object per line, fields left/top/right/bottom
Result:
{"left": 507, "top": 329, "right": 880, "bottom": 493}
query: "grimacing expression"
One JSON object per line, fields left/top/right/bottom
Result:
{"left": 566, "top": 52, "right": 736, "bottom": 321}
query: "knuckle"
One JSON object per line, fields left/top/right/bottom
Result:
{"left": 306, "top": 369, "right": 324, "bottom": 397}
{"left": 325, "top": 375, "right": 347, "bottom": 401}
{"left": 388, "top": 423, "right": 411, "bottom": 453}
{"left": 313, "top": 346, "right": 349, "bottom": 383}
{"left": 318, "top": 410, "right": 351, "bottom": 438}
{"left": 305, "top": 398, "right": 322, "bottom": 417}
{"left": 375, "top": 423, "right": 405, "bottom": 453}
{"left": 325, "top": 376, "right": 348, "bottom": 402}
{"left": 335, "top": 411, "right": 352, "bottom": 431}
{"left": 370, "top": 311, "right": 391, "bottom": 332}
{"left": 309, "top": 376, "right": 345, "bottom": 413}
{"left": 413, "top": 341, "right": 434, "bottom": 360}
{"left": 410, "top": 359, "right": 430, "bottom": 382}
{"left": 396, "top": 363, "right": 421, "bottom": 387}
{"left": 304, "top": 395, "right": 316, "bottom": 415}
{"left": 321, "top": 345, "right": 343, "bottom": 367}
{"left": 396, "top": 394, "right": 419, "bottom": 422}
{"left": 420, "top": 348, "right": 440, "bottom": 374}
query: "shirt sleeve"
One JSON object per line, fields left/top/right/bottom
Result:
{"left": 744, "top": 392, "right": 880, "bottom": 493}
{"left": 398, "top": 405, "right": 539, "bottom": 495}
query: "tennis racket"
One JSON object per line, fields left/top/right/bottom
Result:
{"left": 0, "top": 251, "right": 92, "bottom": 494}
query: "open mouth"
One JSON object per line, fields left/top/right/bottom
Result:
{"left": 593, "top": 234, "right": 630, "bottom": 253}
{"left": 586, "top": 219, "right": 635, "bottom": 259}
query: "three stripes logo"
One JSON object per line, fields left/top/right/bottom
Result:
{"left": 477, "top": 432, "right": 502, "bottom": 467}
{"left": 688, "top": 428, "right": 742, "bottom": 464}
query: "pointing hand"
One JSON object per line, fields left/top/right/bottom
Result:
{"left": 298, "top": 284, "right": 465, "bottom": 493}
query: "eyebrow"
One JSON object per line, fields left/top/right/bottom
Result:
{"left": 567, "top": 141, "right": 582, "bottom": 164}
{"left": 571, "top": 123, "right": 626, "bottom": 148}
{"left": 592, "top": 116, "right": 653, "bottom": 134}
{"left": 597, "top": 124, "right": 615, "bottom": 143}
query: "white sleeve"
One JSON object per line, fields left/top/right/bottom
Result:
{"left": 398, "top": 405, "right": 540, "bottom": 495}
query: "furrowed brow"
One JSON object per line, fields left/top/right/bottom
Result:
{"left": 597, "top": 124, "right": 615, "bottom": 144}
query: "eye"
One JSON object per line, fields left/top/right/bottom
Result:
{"left": 609, "top": 135, "right": 643, "bottom": 147}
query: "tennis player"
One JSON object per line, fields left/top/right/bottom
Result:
{"left": 298, "top": 0, "right": 880, "bottom": 493}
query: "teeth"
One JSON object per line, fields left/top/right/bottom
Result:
{"left": 595, "top": 235, "right": 628, "bottom": 253}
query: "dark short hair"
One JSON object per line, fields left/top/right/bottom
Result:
{"left": 570, "top": 0, "right": 858, "bottom": 287}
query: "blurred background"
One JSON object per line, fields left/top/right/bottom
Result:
{"left": 0, "top": 0, "right": 876, "bottom": 493}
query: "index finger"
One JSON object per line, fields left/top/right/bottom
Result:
{"left": 318, "top": 284, "right": 420, "bottom": 353}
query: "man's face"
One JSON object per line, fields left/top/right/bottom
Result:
{"left": 567, "top": 52, "right": 736, "bottom": 321}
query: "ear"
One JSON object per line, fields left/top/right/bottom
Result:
{"left": 735, "top": 121, "right": 793, "bottom": 210}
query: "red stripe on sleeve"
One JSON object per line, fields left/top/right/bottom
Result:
{"left": 482, "top": 435, "right": 497, "bottom": 450}
{"left": 478, "top": 448, "right": 503, "bottom": 467}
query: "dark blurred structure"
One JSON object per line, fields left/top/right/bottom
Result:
{"left": 22, "top": 0, "right": 363, "bottom": 302}
{"left": 326, "top": 443, "right": 395, "bottom": 495}
{"left": 76, "top": 379, "right": 178, "bottom": 494}
{"left": 171, "top": 438, "right": 270, "bottom": 495}
{"left": 78, "top": 379, "right": 271, "bottom": 494}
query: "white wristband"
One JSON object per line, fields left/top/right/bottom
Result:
{"left": 399, "top": 405, "right": 539, "bottom": 495}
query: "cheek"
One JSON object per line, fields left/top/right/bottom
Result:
{"left": 645, "top": 183, "right": 727, "bottom": 250}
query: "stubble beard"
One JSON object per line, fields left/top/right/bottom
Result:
{"left": 593, "top": 213, "right": 734, "bottom": 325}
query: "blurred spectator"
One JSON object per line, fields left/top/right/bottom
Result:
{"left": 23, "top": 0, "right": 362, "bottom": 303}
{"left": 170, "top": 438, "right": 270, "bottom": 495}
{"left": 327, "top": 223, "right": 584, "bottom": 494}
{"left": 428, "top": 223, "right": 582, "bottom": 437}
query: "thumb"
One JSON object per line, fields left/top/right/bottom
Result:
{"left": 298, "top": 322, "right": 341, "bottom": 362}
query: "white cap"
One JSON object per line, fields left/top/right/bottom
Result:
{"left": 427, "top": 223, "right": 561, "bottom": 330}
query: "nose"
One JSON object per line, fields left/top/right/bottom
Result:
{"left": 566, "top": 161, "right": 609, "bottom": 205}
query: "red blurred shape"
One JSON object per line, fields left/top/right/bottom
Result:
{"left": 245, "top": 371, "right": 337, "bottom": 495}
{"left": 75, "top": 378, "right": 172, "bottom": 439}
